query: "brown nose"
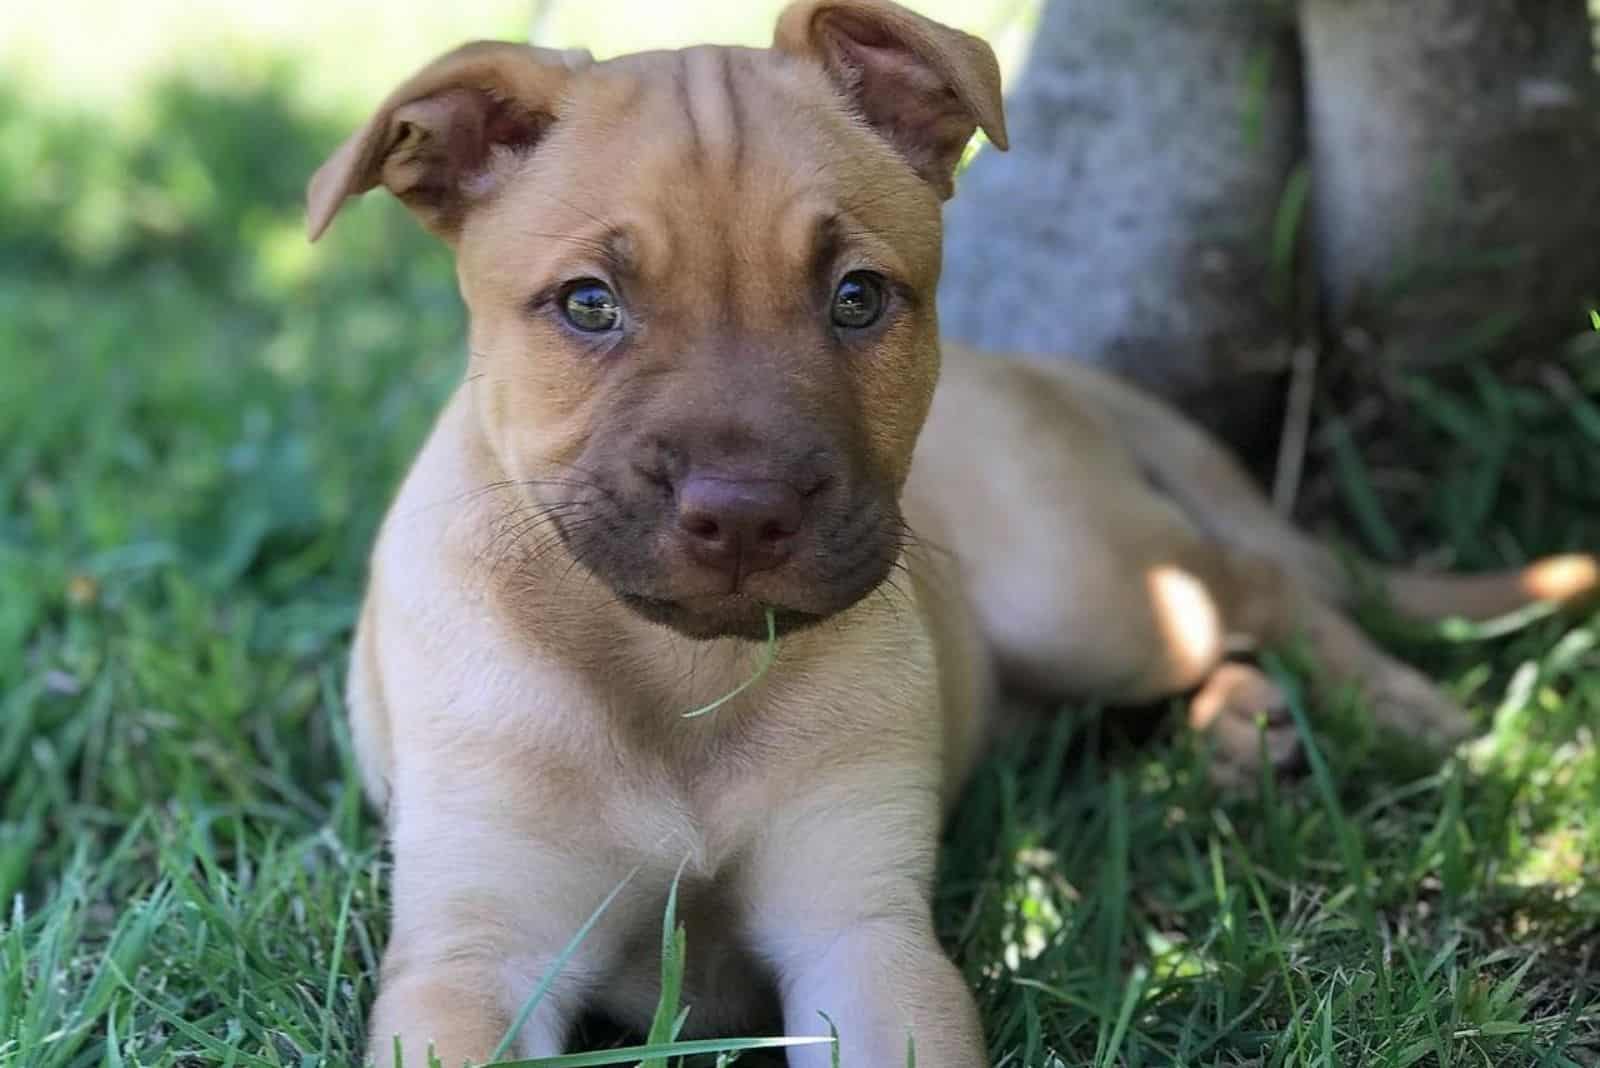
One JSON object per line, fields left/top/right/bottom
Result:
{"left": 676, "top": 476, "right": 804, "bottom": 578}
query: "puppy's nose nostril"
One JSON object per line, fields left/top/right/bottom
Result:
{"left": 676, "top": 476, "right": 805, "bottom": 577}
{"left": 685, "top": 516, "right": 721, "bottom": 541}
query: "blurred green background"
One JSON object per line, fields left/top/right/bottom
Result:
{"left": 4, "top": 1, "right": 1037, "bottom": 107}
{"left": 0, "top": 0, "right": 1034, "bottom": 293}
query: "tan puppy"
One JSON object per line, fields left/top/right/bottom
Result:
{"left": 306, "top": 3, "right": 1600, "bottom": 1065}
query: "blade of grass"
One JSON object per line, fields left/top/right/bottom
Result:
{"left": 641, "top": 857, "right": 691, "bottom": 1068}
{"left": 490, "top": 867, "right": 641, "bottom": 1063}
{"left": 319, "top": 864, "right": 358, "bottom": 1059}
{"left": 683, "top": 607, "right": 778, "bottom": 719}
{"left": 1263, "top": 656, "right": 1377, "bottom": 939}
{"left": 1270, "top": 163, "right": 1311, "bottom": 308}
{"left": 1325, "top": 417, "right": 1403, "bottom": 562}
{"left": 487, "top": 1035, "right": 835, "bottom": 1067}
{"left": 1093, "top": 964, "right": 1148, "bottom": 1068}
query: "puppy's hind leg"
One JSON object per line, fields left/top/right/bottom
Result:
{"left": 1225, "top": 554, "right": 1474, "bottom": 749}
{"left": 956, "top": 488, "right": 1308, "bottom": 784}
{"left": 1136, "top": 549, "right": 1470, "bottom": 785}
{"left": 1117, "top": 551, "right": 1310, "bottom": 789}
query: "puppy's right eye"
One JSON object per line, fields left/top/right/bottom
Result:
{"left": 831, "top": 271, "right": 887, "bottom": 331}
{"left": 560, "top": 280, "right": 623, "bottom": 333}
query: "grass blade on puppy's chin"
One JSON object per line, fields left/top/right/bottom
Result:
{"left": 682, "top": 606, "right": 779, "bottom": 719}
{"left": 490, "top": 867, "right": 641, "bottom": 1063}
{"left": 819, "top": 1011, "right": 842, "bottom": 1068}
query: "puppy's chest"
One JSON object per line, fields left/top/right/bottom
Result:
{"left": 586, "top": 647, "right": 946, "bottom": 871}
{"left": 596, "top": 719, "right": 815, "bottom": 871}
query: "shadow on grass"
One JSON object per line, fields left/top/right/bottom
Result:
{"left": 940, "top": 671, "right": 1599, "bottom": 1065}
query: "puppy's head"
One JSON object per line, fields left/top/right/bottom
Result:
{"left": 309, "top": 0, "right": 1006, "bottom": 640}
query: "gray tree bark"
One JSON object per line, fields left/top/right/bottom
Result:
{"left": 1301, "top": 0, "right": 1600, "bottom": 365}
{"left": 939, "top": 0, "right": 1305, "bottom": 437}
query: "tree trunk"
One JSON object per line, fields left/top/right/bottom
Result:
{"left": 1300, "top": 0, "right": 1600, "bottom": 365}
{"left": 939, "top": 0, "right": 1305, "bottom": 439}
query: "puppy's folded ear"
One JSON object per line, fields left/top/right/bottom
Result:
{"left": 307, "top": 42, "right": 591, "bottom": 242}
{"left": 773, "top": 0, "right": 1007, "bottom": 199}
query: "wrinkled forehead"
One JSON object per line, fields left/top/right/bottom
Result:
{"left": 470, "top": 44, "right": 942, "bottom": 290}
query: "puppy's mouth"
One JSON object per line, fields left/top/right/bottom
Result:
{"left": 619, "top": 591, "right": 827, "bottom": 641}
{"left": 538, "top": 483, "right": 902, "bottom": 641}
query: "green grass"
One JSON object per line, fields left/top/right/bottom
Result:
{"left": 4, "top": 40, "right": 1599, "bottom": 1068}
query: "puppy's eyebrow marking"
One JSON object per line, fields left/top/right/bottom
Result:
{"left": 812, "top": 214, "right": 844, "bottom": 284}
{"left": 522, "top": 228, "right": 635, "bottom": 310}
{"left": 808, "top": 212, "right": 920, "bottom": 310}
{"left": 682, "top": 46, "right": 742, "bottom": 174}
{"left": 600, "top": 229, "right": 635, "bottom": 277}
{"left": 675, "top": 52, "right": 705, "bottom": 166}
{"left": 718, "top": 50, "right": 746, "bottom": 172}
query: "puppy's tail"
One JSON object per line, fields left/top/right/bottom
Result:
{"left": 1378, "top": 555, "right": 1600, "bottom": 622}
{"left": 1044, "top": 358, "right": 1600, "bottom": 624}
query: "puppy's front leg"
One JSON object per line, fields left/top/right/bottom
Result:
{"left": 369, "top": 805, "right": 625, "bottom": 1068}
{"left": 369, "top": 935, "right": 592, "bottom": 1067}
{"left": 777, "top": 917, "right": 984, "bottom": 1068}
{"left": 744, "top": 778, "right": 987, "bottom": 1068}
{"left": 367, "top": 956, "right": 525, "bottom": 1068}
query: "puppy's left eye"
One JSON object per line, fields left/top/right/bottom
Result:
{"left": 561, "top": 280, "right": 623, "bottom": 333}
{"left": 831, "top": 271, "right": 886, "bottom": 330}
